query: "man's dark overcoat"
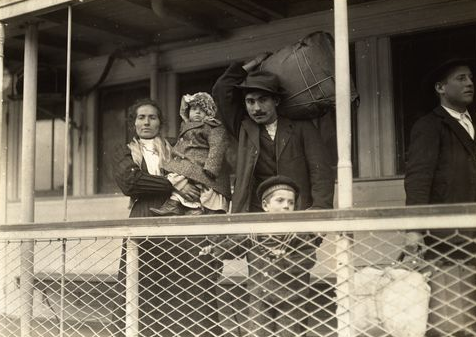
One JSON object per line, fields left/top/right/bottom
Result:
{"left": 405, "top": 106, "right": 476, "bottom": 205}
{"left": 405, "top": 106, "right": 476, "bottom": 262}
{"left": 212, "top": 63, "right": 335, "bottom": 213}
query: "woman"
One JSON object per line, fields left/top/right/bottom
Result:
{"left": 113, "top": 98, "right": 223, "bottom": 337}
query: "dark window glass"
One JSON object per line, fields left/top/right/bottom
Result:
{"left": 392, "top": 24, "right": 476, "bottom": 174}
{"left": 178, "top": 66, "right": 228, "bottom": 99}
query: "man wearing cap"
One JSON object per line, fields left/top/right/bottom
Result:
{"left": 212, "top": 54, "right": 335, "bottom": 213}
{"left": 405, "top": 58, "right": 475, "bottom": 205}
{"left": 204, "top": 175, "right": 319, "bottom": 336}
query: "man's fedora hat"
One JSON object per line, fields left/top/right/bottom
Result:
{"left": 425, "top": 57, "right": 475, "bottom": 87}
{"left": 235, "top": 70, "right": 283, "bottom": 95}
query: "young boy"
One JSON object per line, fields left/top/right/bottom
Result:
{"left": 151, "top": 92, "right": 231, "bottom": 216}
{"left": 207, "top": 175, "right": 319, "bottom": 336}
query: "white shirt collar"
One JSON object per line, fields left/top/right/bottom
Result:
{"left": 442, "top": 105, "right": 471, "bottom": 121}
{"left": 264, "top": 120, "right": 278, "bottom": 141}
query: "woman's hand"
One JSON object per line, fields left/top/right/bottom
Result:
{"left": 176, "top": 182, "right": 200, "bottom": 202}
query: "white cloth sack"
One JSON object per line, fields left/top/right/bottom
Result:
{"left": 351, "top": 266, "right": 431, "bottom": 337}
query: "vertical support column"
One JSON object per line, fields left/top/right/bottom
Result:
{"left": 334, "top": 1, "right": 354, "bottom": 337}
{"left": 72, "top": 94, "right": 97, "bottom": 196}
{"left": 166, "top": 73, "right": 178, "bottom": 138}
{"left": 334, "top": 0, "right": 353, "bottom": 203}
{"left": 355, "top": 37, "right": 396, "bottom": 178}
{"left": 158, "top": 72, "right": 179, "bottom": 138}
{"left": 150, "top": 52, "right": 159, "bottom": 101}
{"left": 0, "top": 22, "right": 8, "bottom": 320}
{"left": 60, "top": 239, "right": 66, "bottom": 337}
{"left": 62, "top": 6, "right": 72, "bottom": 221}
{"left": 72, "top": 99, "right": 83, "bottom": 196}
{"left": 0, "top": 22, "right": 7, "bottom": 224}
{"left": 376, "top": 38, "right": 396, "bottom": 176}
{"left": 125, "top": 238, "right": 139, "bottom": 337}
{"left": 85, "top": 92, "right": 97, "bottom": 195}
{"left": 20, "top": 22, "right": 38, "bottom": 337}
{"left": 7, "top": 100, "right": 21, "bottom": 202}
{"left": 356, "top": 38, "right": 380, "bottom": 178}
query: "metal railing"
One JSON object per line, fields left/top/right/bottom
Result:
{"left": 1, "top": 204, "right": 475, "bottom": 337}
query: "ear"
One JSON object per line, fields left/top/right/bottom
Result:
{"left": 273, "top": 96, "right": 281, "bottom": 107}
{"left": 262, "top": 199, "right": 269, "bottom": 212}
{"left": 435, "top": 81, "right": 445, "bottom": 95}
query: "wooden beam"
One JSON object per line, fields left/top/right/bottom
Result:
{"left": 12, "top": 32, "right": 98, "bottom": 56}
{"left": 147, "top": 0, "right": 226, "bottom": 38}
{"left": 39, "top": 9, "right": 152, "bottom": 44}
{"left": 236, "top": 0, "right": 286, "bottom": 19}
{"left": 4, "top": 42, "right": 61, "bottom": 65}
{"left": 4, "top": 20, "right": 59, "bottom": 39}
{"left": 0, "top": 0, "right": 96, "bottom": 21}
{"left": 2, "top": 203, "right": 476, "bottom": 238}
{"left": 122, "top": 0, "right": 225, "bottom": 37}
{"left": 206, "top": 0, "right": 268, "bottom": 24}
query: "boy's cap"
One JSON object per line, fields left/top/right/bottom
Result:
{"left": 235, "top": 70, "right": 283, "bottom": 95}
{"left": 257, "top": 175, "right": 300, "bottom": 201}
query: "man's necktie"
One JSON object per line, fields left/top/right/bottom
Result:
{"left": 460, "top": 113, "right": 475, "bottom": 140}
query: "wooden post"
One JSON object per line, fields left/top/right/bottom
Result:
{"left": 20, "top": 22, "right": 38, "bottom": 337}
{"left": 62, "top": 6, "right": 72, "bottom": 221}
{"left": 60, "top": 239, "right": 66, "bottom": 337}
{"left": 0, "top": 22, "right": 7, "bottom": 224}
{"left": 125, "top": 238, "right": 139, "bottom": 337}
{"left": 0, "top": 21, "right": 7, "bottom": 321}
{"left": 150, "top": 52, "right": 159, "bottom": 101}
{"left": 334, "top": 0, "right": 354, "bottom": 336}
{"left": 334, "top": 1, "right": 353, "bottom": 204}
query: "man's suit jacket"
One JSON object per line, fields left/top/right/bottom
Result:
{"left": 231, "top": 116, "right": 335, "bottom": 212}
{"left": 213, "top": 62, "right": 335, "bottom": 213}
{"left": 405, "top": 105, "right": 476, "bottom": 205}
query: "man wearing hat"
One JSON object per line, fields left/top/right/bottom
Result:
{"left": 212, "top": 54, "right": 334, "bottom": 213}
{"left": 404, "top": 58, "right": 475, "bottom": 336}
{"left": 405, "top": 58, "right": 475, "bottom": 206}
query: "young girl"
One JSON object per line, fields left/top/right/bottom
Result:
{"left": 151, "top": 92, "right": 231, "bottom": 215}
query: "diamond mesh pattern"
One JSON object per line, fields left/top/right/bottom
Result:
{"left": 0, "top": 229, "right": 475, "bottom": 336}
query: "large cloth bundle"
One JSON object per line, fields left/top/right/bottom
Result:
{"left": 260, "top": 31, "right": 359, "bottom": 119}
{"left": 351, "top": 267, "right": 431, "bottom": 337}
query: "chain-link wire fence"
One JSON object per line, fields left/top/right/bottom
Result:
{"left": 0, "top": 225, "right": 475, "bottom": 336}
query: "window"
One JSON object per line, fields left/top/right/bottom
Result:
{"left": 178, "top": 66, "right": 228, "bottom": 99}
{"left": 35, "top": 117, "right": 70, "bottom": 196}
{"left": 392, "top": 24, "right": 476, "bottom": 174}
{"left": 97, "top": 81, "right": 150, "bottom": 194}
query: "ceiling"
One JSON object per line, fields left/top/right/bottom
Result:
{"left": 3, "top": 0, "right": 380, "bottom": 68}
